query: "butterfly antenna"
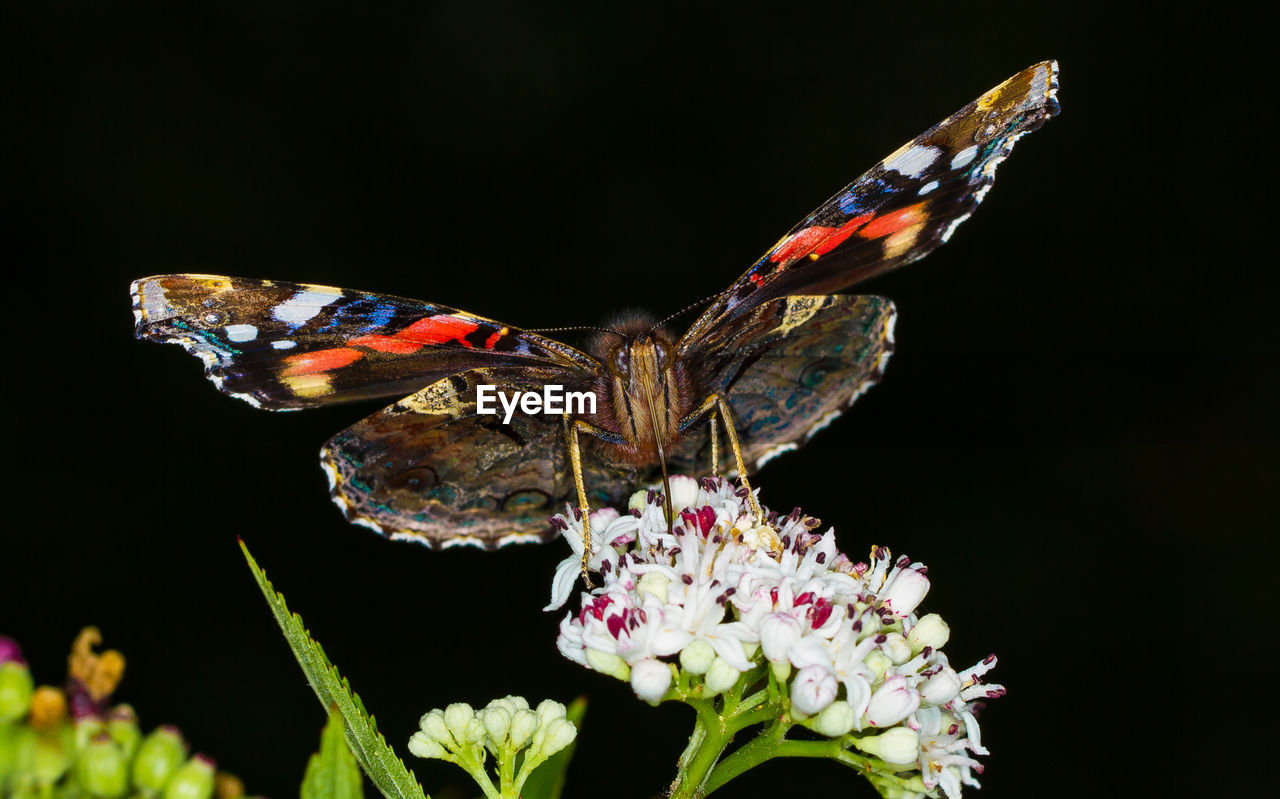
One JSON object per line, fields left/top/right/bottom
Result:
{"left": 645, "top": 287, "right": 733, "bottom": 337}
{"left": 526, "top": 325, "right": 626, "bottom": 339}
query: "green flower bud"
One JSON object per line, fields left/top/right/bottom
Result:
{"left": 584, "top": 649, "right": 630, "bottom": 681}
{"left": 131, "top": 726, "right": 188, "bottom": 795}
{"left": 406, "top": 731, "right": 447, "bottom": 760}
{"left": 813, "top": 700, "right": 857, "bottom": 738}
{"left": 162, "top": 755, "right": 216, "bottom": 799}
{"left": 678, "top": 640, "right": 716, "bottom": 675}
{"left": 907, "top": 613, "right": 950, "bottom": 652}
{"left": 107, "top": 706, "right": 141, "bottom": 762}
{"left": 418, "top": 710, "right": 451, "bottom": 745}
{"left": 0, "top": 661, "right": 35, "bottom": 723}
{"left": 73, "top": 718, "right": 107, "bottom": 753}
{"left": 75, "top": 735, "right": 129, "bottom": 798}
{"left": 536, "top": 718, "right": 576, "bottom": 759}
{"left": 880, "top": 633, "right": 912, "bottom": 665}
{"left": 2, "top": 724, "right": 37, "bottom": 782}
{"left": 853, "top": 726, "right": 920, "bottom": 766}
{"left": 704, "top": 657, "right": 741, "bottom": 695}
{"left": 478, "top": 706, "right": 511, "bottom": 746}
{"left": 442, "top": 704, "right": 476, "bottom": 745}
{"left": 507, "top": 708, "right": 538, "bottom": 750}
{"left": 864, "top": 649, "right": 892, "bottom": 681}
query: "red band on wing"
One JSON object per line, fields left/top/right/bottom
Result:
{"left": 283, "top": 347, "right": 365, "bottom": 376}
{"left": 398, "top": 315, "right": 480, "bottom": 347}
{"left": 348, "top": 334, "right": 424, "bottom": 354}
{"left": 857, "top": 203, "right": 927, "bottom": 239}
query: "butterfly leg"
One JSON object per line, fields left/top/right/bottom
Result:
{"left": 563, "top": 415, "right": 628, "bottom": 585}
{"left": 709, "top": 415, "right": 720, "bottom": 478}
{"left": 678, "top": 394, "right": 763, "bottom": 521}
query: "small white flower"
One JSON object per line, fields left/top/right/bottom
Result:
{"left": 791, "top": 665, "right": 839, "bottom": 715}
{"left": 866, "top": 676, "right": 920, "bottom": 728}
{"left": 630, "top": 658, "right": 672, "bottom": 702}
{"left": 548, "top": 475, "right": 1001, "bottom": 796}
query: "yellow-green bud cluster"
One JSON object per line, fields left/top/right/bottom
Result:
{"left": 408, "top": 696, "right": 577, "bottom": 798}
{"left": 0, "top": 636, "right": 246, "bottom": 799}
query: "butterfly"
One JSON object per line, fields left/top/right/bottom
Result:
{"left": 133, "top": 60, "right": 1059, "bottom": 559}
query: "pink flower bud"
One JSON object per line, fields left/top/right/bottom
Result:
{"left": 791, "top": 665, "right": 838, "bottom": 715}
{"left": 759, "top": 613, "right": 801, "bottom": 663}
{"left": 866, "top": 676, "right": 920, "bottom": 727}
{"left": 880, "top": 568, "right": 930, "bottom": 617}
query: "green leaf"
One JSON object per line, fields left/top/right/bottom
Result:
{"left": 302, "top": 706, "right": 365, "bottom": 799}
{"left": 240, "top": 540, "right": 428, "bottom": 799}
{"left": 519, "top": 696, "right": 586, "bottom": 799}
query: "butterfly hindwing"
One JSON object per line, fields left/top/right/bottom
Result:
{"left": 672, "top": 295, "right": 896, "bottom": 474}
{"left": 321, "top": 367, "right": 645, "bottom": 548}
{"left": 681, "top": 60, "right": 1058, "bottom": 352}
{"left": 132, "top": 274, "right": 595, "bottom": 410}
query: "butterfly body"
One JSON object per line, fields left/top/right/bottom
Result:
{"left": 133, "top": 61, "right": 1060, "bottom": 549}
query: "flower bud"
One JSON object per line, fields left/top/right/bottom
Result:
{"left": 0, "top": 636, "right": 24, "bottom": 665}
{"left": 508, "top": 708, "right": 539, "bottom": 750}
{"left": 637, "top": 572, "right": 670, "bottom": 604}
{"left": 667, "top": 476, "right": 700, "bottom": 515}
{"left": 76, "top": 734, "right": 130, "bottom": 797}
{"left": 920, "top": 667, "right": 962, "bottom": 706}
{"left": 854, "top": 726, "right": 920, "bottom": 765}
{"left": 0, "top": 661, "right": 34, "bottom": 724}
{"left": 790, "top": 665, "right": 838, "bottom": 715}
{"left": 703, "top": 657, "right": 740, "bottom": 695}
{"left": 880, "top": 633, "right": 912, "bottom": 665}
{"left": 770, "top": 660, "right": 791, "bottom": 683}
{"left": 132, "top": 725, "right": 188, "bottom": 794}
{"left": 627, "top": 490, "right": 649, "bottom": 513}
{"left": 534, "top": 699, "right": 567, "bottom": 726}
{"left": 813, "top": 700, "right": 857, "bottom": 737}
{"left": 880, "top": 568, "right": 929, "bottom": 617}
{"left": 759, "top": 614, "right": 801, "bottom": 663}
{"left": 162, "top": 755, "right": 217, "bottom": 799}
{"left": 629, "top": 659, "right": 672, "bottom": 702}
{"left": 864, "top": 649, "right": 892, "bottom": 681}
{"left": 585, "top": 649, "right": 630, "bottom": 681}
{"left": 865, "top": 676, "right": 920, "bottom": 727}
{"left": 479, "top": 706, "right": 511, "bottom": 746}
{"left": 679, "top": 640, "right": 716, "bottom": 675}
{"left": 107, "top": 705, "right": 141, "bottom": 761}
{"left": 535, "top": 718, "right": 577, "bottom": 759}
{"left": 907, "top": 613, "right": 950, "bottom": 652}
{"left": 407, "top": 731, "right": 447, "bottom": 760}
{"left": 443, "top": 703, "right": 478, "bottom": 745}
{"left": 31, "top": 729, "right": 71, "bottom": 786}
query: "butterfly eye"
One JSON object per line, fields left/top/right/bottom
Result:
{"left": 612, "top": 347, "right": 630, "bottom": 374}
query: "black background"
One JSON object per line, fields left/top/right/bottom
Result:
{"left": 2, "top": 2, "right": 1272, "bottom": 798}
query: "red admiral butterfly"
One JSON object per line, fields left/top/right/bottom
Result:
{"left": 133, "top": 61, "right": 1059, "bottom": 559}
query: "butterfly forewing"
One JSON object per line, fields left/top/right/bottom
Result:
{"left": 132, "top": 274, "right": 595, "bottom": 410}
{"left": 680, "top": 60, "right": 1058, "bottom": 353}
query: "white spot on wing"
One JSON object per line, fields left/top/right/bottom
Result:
{"left": 272, "top": 288, "right": 342, "bottom": 325}
{"left": 918, "top": 180, "right": 939, "bottom": 196}
{"left": 271, "top": 340, "right": 297, "bottom": 350}
{"left": 950, "top": 146, "right": 978, "bottom": 170}
{"left": 883, "top": 144, "right": 941, "bottom": 178}
{"left": 225, "top": 324, "right": 257, "bottom": 342}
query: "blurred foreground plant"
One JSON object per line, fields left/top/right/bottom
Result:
{"left": 0, "top": 629, "right": 242, "bottom": 799}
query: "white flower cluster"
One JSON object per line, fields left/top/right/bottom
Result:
{"left": 549, "top": 476, "right": 1003, "bottom": 798}
{"left": 408, "top": 696, "right": 576, "bottom": 796}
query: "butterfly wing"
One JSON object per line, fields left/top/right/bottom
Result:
{"left": 680, "top": 60, "right": 1058, "bottom": 353}
{"left": 672, "top": 295, "right": 896, "bottom": 474}
{"left": 321, "top": 367, "right": 646, "bottom": 548}
{"left": 132, "top": 274, "right": 597, "bottom": 410}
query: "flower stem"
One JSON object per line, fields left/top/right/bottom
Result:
{"left": 700, "top": 719, "right": 792, "bottom": 795}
